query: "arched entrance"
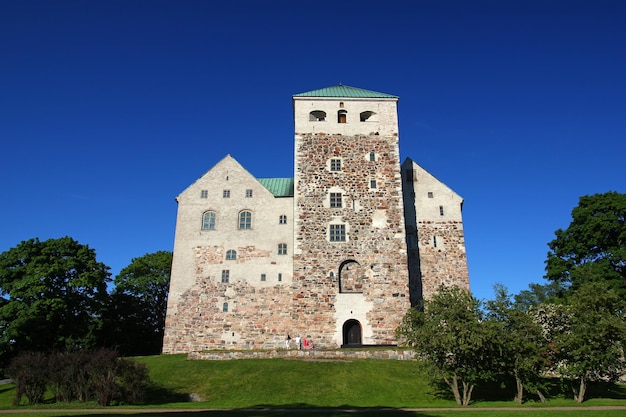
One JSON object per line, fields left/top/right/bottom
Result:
{"left": 342, "top": 319, "right": 362, "bottom": 347}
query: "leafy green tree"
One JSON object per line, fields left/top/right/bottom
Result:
{"left": 0, "top": 237, "right": 110, "bottom": 363}
{"left": 102, "top": 251, "right": 172, "bottom": 355}
{"left": 545, "top": 191, "right": 626, "bottom": 298}
{"left": 397, "top": 285, "right": 495, "bottom": 406}
{"left": 552, "top": 282, "right": 626, "bottom": 403}
{"left": 485, "top": 284, "right": 548, "bottom": 404}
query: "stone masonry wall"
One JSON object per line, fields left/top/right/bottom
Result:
{"left": 293, "top": 131, "right": 410, "bottom": 347}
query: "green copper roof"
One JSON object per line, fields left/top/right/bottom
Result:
{"left": 293, "top": 85, "right": 398, "bottom": 99}
{"left": 258, "top": 178, "right": 294, "bottom": 197}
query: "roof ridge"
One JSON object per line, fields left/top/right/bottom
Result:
{"left": 293, "top": 85, "right": 398, "bottom": 99}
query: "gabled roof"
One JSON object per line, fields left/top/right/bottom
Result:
{"left": 293, "top": 85, "right": 398, "bottom": 99}
{"left": 257, "top": 178, "right": 294, "bottom": 197}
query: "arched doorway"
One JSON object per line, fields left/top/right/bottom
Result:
{"left": 342, "top": 319, "right": 362, "bottom": 347}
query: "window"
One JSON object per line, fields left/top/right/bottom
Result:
{"left": 309, "top": 110, "right": 326, "bottom": 121}
{"left": 279, "top": 215, "right": 287, "bottom": 224}
{"left": 278, "top": 243, "right": 287, "bottom": 255}
{"left": 202, "top": 211, "right": 216, "bottom": 230}
{"left": 433, "top": 236, "right": 438, "bottom": 248}
{"left": 239, "top": 210, "right": 252, "bottom": 229}
{"left": 330, "top": 224, "right": 346, "bottom": 242}
{"left": 278, "top": 273, "right": 282, "bottom": 282}
{"left": 369, "top": 152, "right": 376, "bottom": 162}
{"left": 330, "top": 192, "right": 342, "bottom": 208}
{"left": 223, "top": 189, "right": 230, "bottom": 198}
{"left": 200, "top": 190, "right": 208, "bottom": 198}
{"left": 261, "top": 273, "right": 266, "bottom": 282}
{"left": 360, "top": 111, "right": 376, "bottom": 121}
{"left": 428, "top": 192, "right": 434, "bottom": 198}
{"left": 330, "top": 159, "right": 341, "bottom": 171}
{"left": 223, "top": 302, "right": 229, "bottom": 312}
{"left": 338, "top": 110, "right": 347, "bottom": 123}
{"left": 226, "top": 250, "right": 237, "bottom": 260}
{"left": 245, "top": 189, "right": 253, "bottom": 198}
{"left": 439, "top": 206, "right": 444, "bottom": 216}
{"left": 221, "top": 270, "right": 229, "bottom": 283}
{"left": 370, "top": 179, "right": 377, "bottom": 189}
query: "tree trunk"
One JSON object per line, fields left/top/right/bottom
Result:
{"left": 444, "top": 374, "right": 463, "bottom": 406}
{"left": 462, "top": 380, "right": 475, "bottom": 406}
{"left": 536, "top": 390, "right": 546, "bottom": 403}
{"left": 514, "top": 373, "right": 524, "bottom": 404}
{"left": 574, "top": 377, "right": 587, "bottom": 403}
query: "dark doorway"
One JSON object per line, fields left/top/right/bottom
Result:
{"left": 342, "top": 319, "right": 362, "bottom": 346}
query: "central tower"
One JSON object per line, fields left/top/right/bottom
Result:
{"left": 292, "top": 85, "right": 410, "bottom": 346}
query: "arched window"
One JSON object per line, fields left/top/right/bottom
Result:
{"left": 239, "top": 210, "right": 252, "bottom": 229}
{"left": 338, "top": 110, "right": 347, "bottom": 123}
{"left": 309, "top": 110, "right": 326, "bottom": 121}
{"left": 360, "top": 111, "right": 377, "bottom": 122}
{"left": 202, "top": 211, "right": 216, "bottom": 230}
{"left": 226, "top": 250, "right": 237, "bottom": 260}
{"left": 338, "top": 259, "right": 364, "bottom": 293}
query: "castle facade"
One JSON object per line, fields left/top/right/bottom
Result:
{"left": 162, "top": 85, "right": 469, "bottom": 353}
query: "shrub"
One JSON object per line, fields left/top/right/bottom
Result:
{"left": 6, "top": 351, "right": 49, "bottom": 405}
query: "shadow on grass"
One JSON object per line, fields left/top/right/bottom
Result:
{"left": 51, "top": 406, "right": 442, "bottom": 416}
{"left": 421, "top": 376, "right": 626, "bottom": 405}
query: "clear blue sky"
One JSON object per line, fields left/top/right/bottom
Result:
{"left": 1, "top": 0, "right": 624, "bottom": 301}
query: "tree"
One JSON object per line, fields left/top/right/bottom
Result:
{"left": 552, "top": 282, "right": 626, "bottom": 403}
{"left": 485, "top": 284, "right": 549, "bottom": 404}
{"left": 545, "top": 191, "right": 626, "bottom": 298}
{"left": 397, "top": 286, "right": 495, "bottom": 406}
{"left": 0, "top": 237, "right": 110, "bottom": 363}
{"left": 102, "top": 251, "right": 172, "bottom": 355}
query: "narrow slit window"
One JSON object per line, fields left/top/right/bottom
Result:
{"left": 433, "top": 236, "right": 438, "bottom": 248}
{"left": 278, "top": 273, "right": 282, "bottom": 282}
{"left": 439, "top": 206, "right": 444, "bottom": 216}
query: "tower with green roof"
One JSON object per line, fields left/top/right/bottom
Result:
{"left": 292, "top": 85, "right": 410, "bottom": 346}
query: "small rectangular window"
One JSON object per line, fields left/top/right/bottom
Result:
{"left": 330, "top": 192, "right": 342, "bottom": 208}
{"left": 369, "top": 152, "right": 376, "bottom": 162}
{"left": 370, "top": 179, "right": 377, "bottom": 189}
{"left": 223, "top": 189, "right": 230, "bottom": 198}
{"left": 245, "top": 189, "right": 253, "bottom": 198}
{"left": 279, "top": 215, "right": 287, "bottom": 224}
{"left": 278, "top": 243, "right": 287, "bottom": 255}
{"left": 439, "top": 206, "right": 444, "bottom": 216}
{"left": 329, "top": 224, "right": 346, "bottom": 242}
{"left": 200, "top": 190, "right": 208, "bottom": 198}
{"left": 221, "top": 270, "right": 229, "bottom": 283}
{"left": 261, "top": 273, "right": 266, "bottom": 282}
{"left": 330, "top": 159, "right": 341, "bottom": 171}
{"left": 223, "top": 302, "right": 228, "bottom": 312}
{"left": 428, "top": 192, "right": 434, "bottom": 198}
{"left": 278, "top": 273, "right": 282, "bottom": 282}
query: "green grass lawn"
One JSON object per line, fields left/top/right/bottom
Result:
{"left": 1, "top": 353, "right": 625, "bottom": 416}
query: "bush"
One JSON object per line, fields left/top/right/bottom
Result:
{"left": 6, "top": 351, "right": 49, "bottom": 405}
{"left": 7, "top": 349, "right": 151, "bottom": 406}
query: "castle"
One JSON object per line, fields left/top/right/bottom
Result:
{"left": 162, "top": 85, "right": 469, "bottom": 353}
